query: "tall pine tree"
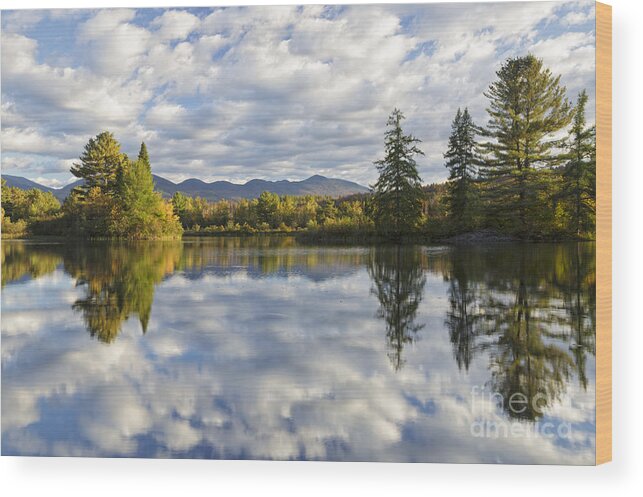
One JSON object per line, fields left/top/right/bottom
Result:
{"left": 70, "top": 131, "right": 128, "bottom": 196}
{"left": 561, "top": 90, "right": 596, "bottom": 237}
{"left": 444, "top": 107, "right": 479, "bottom": 232}
{"left": 480, "top": 55, "right": 573, "bottom": 237}
{"left": 372, "top": 109, "right": 424, "bottom": 236}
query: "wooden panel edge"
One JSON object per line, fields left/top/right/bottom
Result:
{"left": 596, "top": 1, "right": 612, "bottom": 466}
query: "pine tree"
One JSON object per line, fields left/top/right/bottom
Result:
{"left": 119, "top": 158, "right": 156, "bottom": 216}
{"left": 561, "top": 90, "right": 596, "bottom": 237}
{"left": 70, "top": 131, "right": 129, "bottom": 196}
{"left": 444, "top": 107, "right": 479, "bottom": 232}
{"left": 480, "top": 55, "right": 573, "bottom": 237}
{"left": 372, "top": 109, "right": 425, "bottom": 236}
{"left": 137, "top": 141, "right": 151, "bottom": 171}
{"left": 112, "top": 142, "right": 182, "bottom": 239}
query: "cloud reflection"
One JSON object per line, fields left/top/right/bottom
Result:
{"left": 1, "top": 239, "right": 595, "bottom": 463}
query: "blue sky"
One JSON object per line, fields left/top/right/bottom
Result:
{"left": 1, "top": 1, "right": 596, "bottom": 188}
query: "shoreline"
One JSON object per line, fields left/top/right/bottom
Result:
{"left": 1, "top": 230, "right": 595, "bottom": 245}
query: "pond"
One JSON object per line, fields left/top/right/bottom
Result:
{"left": 1, "top": 237, "right": 596, "bottom": 463}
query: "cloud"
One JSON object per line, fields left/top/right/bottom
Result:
{"left": 0, "top": 9, "right": 44, "bottom": 33}
{"left": 33, "top": 176, "right": 75, "bottom": 188}
{"left": 150, "top": 9, "right": 201, "bottom": 42}
{"left": 1, "top": 3, "right": 596, "bottom": 186}
{"left": 561, "top": 4, "right": 596, "bottom": 26}
{"left": 77, "top": 9, "right": 151, "bottom": 76}
{"left": 531, "top": 31, "right": 596, "bottom": 94}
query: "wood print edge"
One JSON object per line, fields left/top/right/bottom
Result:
{"left": 596, "top": 1, "right": 612, "bottom": 466}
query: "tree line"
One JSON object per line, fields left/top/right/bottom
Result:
{"left": 1, "top": 54, "right": 595, "bottom": 240}
{"left": 437, "top": 54, "right": 596, "bottom": 239}
{"left": 2, "top": 133, "right": 182, "bottom": 239}
{"left": 170, "top": 190, "right": 373, "bottom": 235}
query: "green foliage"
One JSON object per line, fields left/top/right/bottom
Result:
{"left": 257, "top": 191, "right": 281, "bottom": 228}
{"left": 1, "top": 207, "right": 28, "bottom": 237}
{"left": 108, "top": 144, "right": 182, "bottom": 239}
{"left": 2, "top": 180, "right": 61, "bottom": 221}
{"left": 1, "top": 179, "right": 62, "bottom": 237}
{"left": 372, "top": 109, "right": 425, "bottom": 236}
{"left": 63, "top": 187, "right": 117, "bottom": 238}
{"left": 444, "top": 108, "right": 480, "bottom": 231}
{"left": 421, "top": 183, "right": 450, "bottom": 238}
{"left": 70, "top": 131, "right": 129, "bottom": 196}
{"left": 559, "top": 90, "right": 596, "bottom": 237}
{"left": 171, "top": 189, "right": 373, "bottom": 237}
{"left": 62, "top": 137, "right": 182, "bottom": 239}
{"left": 137, "top": 141, "right": 151, "bottom": 171}
{"left": 234, "top": 198, "right": 259, "bottom": 227}
{"left": 480, "top": 54, "right": 573, "bottom": 237}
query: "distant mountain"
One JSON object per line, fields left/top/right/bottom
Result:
{"left": 1, "top": 174, "right": 83, "bottom": 201}
{"left": 2, "top": 174, "right": 369, "bottom": 202}
{"left": 52, "top": 180, "right": 84, "bottom": 200}
{"left": 2, "top": 174, "right": 56, "bottom": 194}
{"left": 163, "top": 174, "right": 370, "bottom": 200}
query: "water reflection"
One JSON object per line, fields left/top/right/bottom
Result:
{"left": 1, "top": 238, "right": 596, "bottom": 462}
{"left": 443, "top": 244, "right": 596, "bottom": 420}
{"left": 65, "top": 243, "right": 182, "bottom": 343}
{"left": 444, "top": 249, "right": 481, "bottom": 371}
{"left": 368, "top": 245, "right": 426, "bottom": 371}
{"left": 1, "top": 242, "right": 61, "bottom": 287}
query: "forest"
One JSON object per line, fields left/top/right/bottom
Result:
{"left": 1, "top": 55, "right": 596, "bottom": 241}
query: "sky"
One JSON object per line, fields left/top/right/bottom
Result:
{"left": 1, "top": 1, "right": 596, "bottom": 188}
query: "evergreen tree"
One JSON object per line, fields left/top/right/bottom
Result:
{"left": 372, "top": 109, "right": 424, "bottom": 235}
{"left": 118, "top": 159, "right": 156, "bottom": 216}
{"left": 444, "top": 107, "right": 479, "bottom": 231}
{"left": 137, "top": 141, "right": 151, "bottom": 171}
{"left": 70, "top": 131, "right": 129, "bottom": 196}
{"left": 112, "top": 142, "right": 182, "bottom": 239}
{"left": 481, "top": 55, "right": 573, "bottom": 236}
{"left": 171, "top": 192, "right": 190, "bottom": 223}
{"left": 257, "top": 191, "right": 281, "bottom": 228}
{"left": 560, "top": 90, "right": 596, "bottom": 237}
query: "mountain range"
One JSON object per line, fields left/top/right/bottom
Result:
{"left": 1, "top": 174, "right": 370, "bottom": 202}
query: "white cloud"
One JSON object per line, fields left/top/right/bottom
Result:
{"left": 150, "top": 9, "right": 200, "bottom": 42}
{"left": 561, "top": 4, "right": 596, "bottom": 26}
{"left": 77, "top": 9, "right": 151, "bottom": 76}
{"left": 33, "top": 176, "right": 73, "bottom": 188}
{"left": 0, "top": 9, "right": 44, "bottom": 33}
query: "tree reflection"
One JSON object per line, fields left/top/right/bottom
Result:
{"left": 1, "top": 242, "right": 62, "bottom": 286}
{"left": 556, "top": 243, "right": 596, "bottom": 390}
{"left": 485, "top": 278, "right": 574, "bottom": 421}
{"left": 178, "top": 236, "right": 365, "bottom": 281}
{"left": 64, "top": 242, "right": 182, "bottom": 343}
{"left": 368, "top": 245, "right": 426, "bottom": 371}
{"left": 441, "top": 243, "right": 596, "bottom": 421}
{"left": 444, "top": 250, "right": 482, "bottom": 371}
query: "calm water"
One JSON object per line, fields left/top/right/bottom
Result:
{"left": 1, "top": 237, "right": 596, "bottom": 463}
